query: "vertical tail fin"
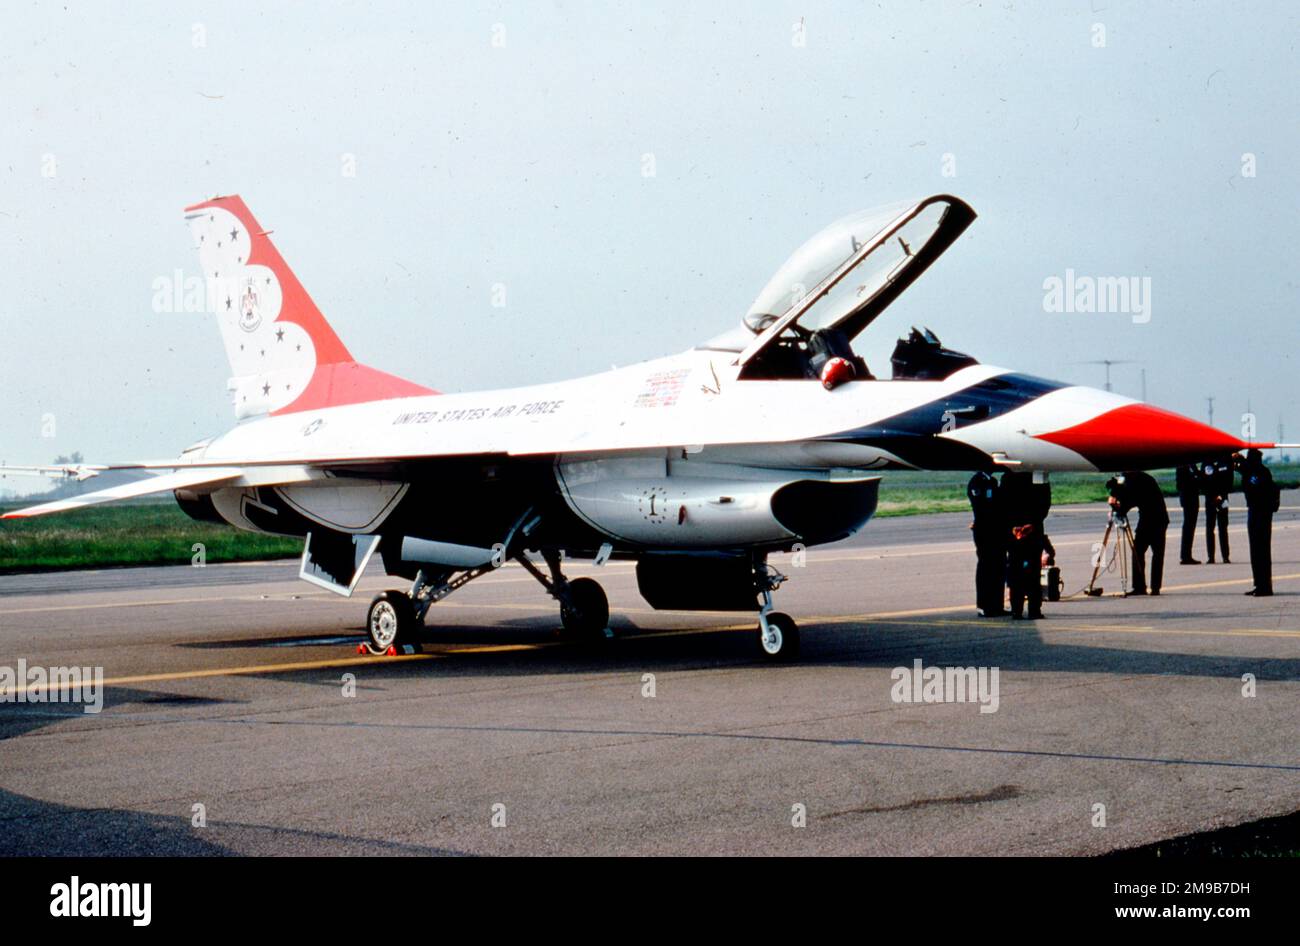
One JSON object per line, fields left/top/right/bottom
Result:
{"left": 184, "top": 195, "right": 433, "bottom": 418}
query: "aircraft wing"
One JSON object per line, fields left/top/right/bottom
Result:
{"left": 0, "top": 465, "right": 317, "bottom": 519}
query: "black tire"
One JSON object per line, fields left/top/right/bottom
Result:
{"left": 757, "top": 611, "right": 800, "bottom": 661}
{"left": 367, "top": 591, "right": 416, "bottom": 654}
{"left": 560, "top": 577, "right": 609, "bottom": 639}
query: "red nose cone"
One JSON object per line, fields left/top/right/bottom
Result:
{"left": 1037, "top": 403, "right": 1264, "bottom": 470}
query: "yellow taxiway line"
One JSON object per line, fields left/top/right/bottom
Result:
{"left": 15, "top": 641, "right": 558, "bottom": 698}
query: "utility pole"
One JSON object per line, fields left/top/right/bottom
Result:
{"left": 1207, "top": 396, "right": 1215, "bottom": 428}
{"left": 1069, "top": 359, "right": 1136, "bottom": 394}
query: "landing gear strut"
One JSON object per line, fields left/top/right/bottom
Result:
{"left": 755, "top": 561, "right": 799, "bottom": 661}
{"left": 516, "top": 550, "right": 610, "bottom": 640}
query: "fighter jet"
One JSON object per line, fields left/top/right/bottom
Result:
{"left": 3, "top": 194, "right": 1270, "bottom": 659}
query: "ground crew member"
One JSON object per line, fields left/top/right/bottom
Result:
{"left": 1002, "top": 471, "right": 1051, "bottom": 620}
{"left": 1238, "top": 449, "right": 1279, "bottom": 597}
{"left": 1175, "top": 464, "right": 1200, "bottom": 563}
{"left": 1111, "top": 470, "right": 1169, "bottom": 596}
{"left": 1202, "top": 458, "right": 1233, "bottom": 563}
{"left": 967, "top": 470, "right": 1006, "bottom": 616}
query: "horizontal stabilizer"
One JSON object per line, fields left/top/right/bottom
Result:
{"left": 0, "top": 463, "right": 107, "bottom": 481}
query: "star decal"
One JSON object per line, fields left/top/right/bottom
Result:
{"left": 225, "top": 296, "right": 232, "bottom": 310}
{"left": 262, "top": 382, "right": 271, "bottom": 395}
{"left": 275, "top": 328, "right": 285, "bottom": 342}
{"left": 230, "top": 227, "right": 239, "bottom": 241}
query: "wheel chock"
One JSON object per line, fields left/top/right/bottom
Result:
{"left": 384, "top": 643, "right": 422, "bottom": 656}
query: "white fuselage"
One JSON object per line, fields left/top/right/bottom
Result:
{"left": 193, "top": 349, "right": 1130, "bottom": 473}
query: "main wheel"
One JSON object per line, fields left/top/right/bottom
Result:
{"left": 560, "top": 577, "right": 610, "bottom": 639}
{"left": 757, "top": 611, "right": 800, "bottom": 661}
{"left": 366, "top": 591, "right": 417, "bottom": 654}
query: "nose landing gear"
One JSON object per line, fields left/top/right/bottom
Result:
{"left": 754, "top": 562, "right": 799, "bottom": 661}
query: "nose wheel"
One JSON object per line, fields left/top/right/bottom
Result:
{"left": 757, "top": 611, "right": 799, "bottom": 661}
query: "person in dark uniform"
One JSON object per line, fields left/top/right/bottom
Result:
{"left": 1175, "top": 464, "right": 1201, "bottom": 564}
{"left": 1110, "top": 470, "right": 1169, "bottom": 596}
{"left": 1202, "top": 458, "right": 1233, "bottom": 563}
{"left": 1001, "top": 471, "right": 1051, "bottom": 619}
{"left": 1238, "top": 449, "right": 1279, "bottom": 596}
{"left": 967, "top": 470, "right": 1006, "bottom": 616}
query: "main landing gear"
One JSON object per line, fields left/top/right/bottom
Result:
{"left": 514, "top": 550, "right": 610, "bottom": 640}
{"left": 362, "top": 563, "right": 496, "bottom": 655}
{"left": 755, "top": 561, "right": 799, "bottom": 661}
{"left": 361, "top": 548, "right": 796, "bottom": 660}
{"left": 362, "top": 550, "right": 611, "bottom": 655}
{"left": 365, "top": 590, "right": 416, "bottom": 654}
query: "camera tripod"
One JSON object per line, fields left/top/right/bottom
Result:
{"left": 1085, "top": 508, "right": 1136, "bottom": 596}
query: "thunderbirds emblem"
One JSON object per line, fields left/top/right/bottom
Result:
{"left": 238, "top": 279, "right": 262, "bottom": 332}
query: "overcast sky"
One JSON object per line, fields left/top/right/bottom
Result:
{"left": 1, "top": 1, "right": 1296, "bottom": 481}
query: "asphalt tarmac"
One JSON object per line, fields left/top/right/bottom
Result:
{"left": 1, "top": 501, "right": 1297, "bottom": 855}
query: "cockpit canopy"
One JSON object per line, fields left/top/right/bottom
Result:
{"left": 704, "top": 195, "right": 976, "bottom": 381}
{"left": 742, "top": 201, "right": 916, "bottom": 334}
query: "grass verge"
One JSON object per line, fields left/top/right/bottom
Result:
{"left": 0, "top": 502, "right": 301, "bottom": 574}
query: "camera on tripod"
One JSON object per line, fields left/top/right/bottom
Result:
{"left": 1086, "top": 476, "right": 1137, "bottom": 596}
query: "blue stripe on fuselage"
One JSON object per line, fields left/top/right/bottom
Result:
{"left": 818, "top": 372, "right": 1067, "bottom": 470}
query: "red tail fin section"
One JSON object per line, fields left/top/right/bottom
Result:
{"left": 184, "top": 195, "right": 434, "bottom": 418}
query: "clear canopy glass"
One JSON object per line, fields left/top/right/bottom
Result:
{"left": 743, "top": 200, "right": 948, "bottom": 335}
{"left": 698, "top": 195, "right": 975, "bottom": 355}
{"left": 743, "top": 202, "right": 911, "bottom": 332}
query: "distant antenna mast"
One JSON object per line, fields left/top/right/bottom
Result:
{"left": 1207, "top": 396, "right": 1215, "bottom": 428}
{"left": 1069, "top": 358, "right": 1139, "bottom": 394}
